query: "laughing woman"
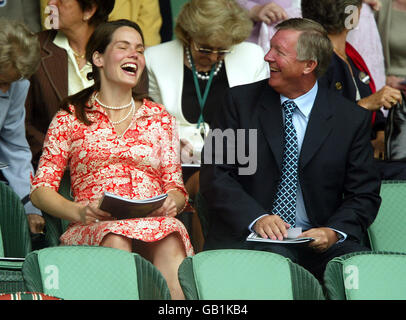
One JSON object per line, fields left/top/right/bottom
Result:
{"left": 30, "top": 19, "right": 193, "bottom": 300}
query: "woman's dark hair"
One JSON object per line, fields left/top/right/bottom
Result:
{"left": 61, "top": 19, "right": 148, "bottom": 125}
{"left": 77, "top": 0, "right": 115, "bottom": 27}
{"left": 301, "top": 0, "right": 362, "bottom": 34}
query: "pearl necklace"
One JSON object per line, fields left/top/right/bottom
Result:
{"left": 185, "top": 47, "right": 223, "bottom": 81}
{"left": 95, "top": 93, "right": 134, "bottom": 110}
{"left": 110, "top": 100, "right": 135, "bottom": 125}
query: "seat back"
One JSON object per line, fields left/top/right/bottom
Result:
{"left": 22, "top": 246, "right": 170, "bottom": 300}
{"left": 0, "top": 258, "right": 26, "bottom": 294}
{"left": 178, "top": 249, "right": 324, "bottom": 300}
{"left": 43, "top": 171, "right": 71, "bottom": 247}
{"left": 171, "top": 0, "right": 189, "bottom": 37}
{"left": 0, "top": 182, "right": 31, "bottom": 257}
{"left": 0, "top": 225, "right": 4, "bottom": 257}
{"left": 324, "top": 251, "right": 406, "bottom": 300}
{"left": 368, "top": 180, "right": 406, "bottom": 253}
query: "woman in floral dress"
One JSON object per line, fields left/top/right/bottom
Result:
{"left": 30, "top": 19, "right": 193, "bottom": 300}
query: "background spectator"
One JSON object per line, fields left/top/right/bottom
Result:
{"left": 0, "top": 18, "right": 43, "bottom": 233}
{"left": 376, "top": 0, "right": 406, "bottom": 92}
{"left": 0, "top": 0, "right": 41, "bottom": 33}
{"left": 26, "top": 0, "right": 115, "bottom": 170}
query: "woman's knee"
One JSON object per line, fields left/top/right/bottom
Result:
{"left": 100, "top": 233, "right": 132, "bottom": 252}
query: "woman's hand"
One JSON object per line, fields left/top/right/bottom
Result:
{"left": 357, "top": 85, "right": 402, "bottom": 110}
{"left": 386, "top": 75, "right": 406, "bottom": 92}
{"left": 249, "top": 3, "right": 288, "bottom": 25}
{"left": 148, "top": 195, "right": 178, "bottom": 218}
{"left": 78, "top": 204, "right": 111, "bottom": 224}
{"left": 363, "top": 0, "right": 382, "bottom": 11}
{"left": 180, "top": 138, "right": 194, "bottom": 163}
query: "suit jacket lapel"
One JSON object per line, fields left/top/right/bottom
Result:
{"left": 258, "top": 86, "right": 284, "bottom": 171}
{"left": 300, "top": 86, "right": 333, "bottom": 169}
{"left": 41, "top": 31, "right": 68, "bottom": 102}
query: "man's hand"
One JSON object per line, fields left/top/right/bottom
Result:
{"left": 253, "top": 214, "right": 291, "bottom": 240}
{"left": 299, "top": 227, "right": 339, "bottom": 252}
{"left": 27, "top": 214, "right": 46, "bottom": 234}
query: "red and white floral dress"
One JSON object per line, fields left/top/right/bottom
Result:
{"left": 31, "top": 97, "right": 194, "bottom": 256}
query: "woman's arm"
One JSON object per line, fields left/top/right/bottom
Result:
{"left": 31, "top": 186, "right": 111, "bottom": 224}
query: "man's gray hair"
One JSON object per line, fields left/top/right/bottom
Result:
{"left": 276, "top": 18, "right": 333, "bottom": 78}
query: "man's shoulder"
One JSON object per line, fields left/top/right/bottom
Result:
{"left": 317, "top": 83, "right": 370, "bottom": 119}
{"left": 229, "top": 79, "right": 270, "bottom": 98}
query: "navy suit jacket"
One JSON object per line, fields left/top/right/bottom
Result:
{"left": 200, "top": 79, "right": 381, "bottom": 249}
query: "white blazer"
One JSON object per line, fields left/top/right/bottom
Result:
{"left": 145, "top": 39, "right": 270, "bottom": 137}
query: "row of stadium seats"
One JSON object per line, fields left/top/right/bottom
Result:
{"left": 1, "top": 180, "right": 406, "bottom": 299}
{"left": 1, "top": 246, "right": 405, "bottom": 300}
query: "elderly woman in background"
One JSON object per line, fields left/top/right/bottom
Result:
{"left": 41, "top": 0, "right": 163, "bottom": 47}
{"left": 302, "top": 0, "right": 402, "bottom": 160}
{"left": 145, "top": 0, "right": 269, "bottom": 201}
{"left": 0, "top": 18, "right": 43, "bottom": 233}
{"left": 26, "top": 0, "right": 116, "bottom": 170}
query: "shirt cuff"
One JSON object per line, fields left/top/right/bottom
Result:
{"left": 24, "top": 201, "right": 42, "bottom": 216}
{"left": 329, "top": 228, "right": 347, "bottom": 243}
{"left": 248, "top": 213, "right": 269, "bottom": 232}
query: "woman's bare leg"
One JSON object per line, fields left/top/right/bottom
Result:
{"left": 134, "top": 233, "right": 187, "bottom": 300}
{"left": 100, "top": 233, "right": 132, "bottom": 252}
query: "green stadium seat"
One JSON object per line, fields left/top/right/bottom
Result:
{"left": 178, "top": 249, "right": 325, "bottom": 300}
{"left": 324, "top": 251, "right": 406, "bottom": 300}
{"left": 22, "top": 246, "right": 171, "bottom": 300}
{"left": 43, "top": 171, "right": 72, "bottom": 247}
{"left": 0, "top": 258, "right": 26, "bottom": 294}
{"left": 171, "top": 0, "right": 190, "bottom": 38}
{"left": 0, "top": 182, "right": 32, "bottom": 258}
{"left": 368, "top": 180, "right": 406, "bottom": 253}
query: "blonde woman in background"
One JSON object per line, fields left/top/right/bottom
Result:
{"left": 145, "top": 0, "right": 269, "bottom": 202}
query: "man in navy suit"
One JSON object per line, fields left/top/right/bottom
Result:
{"left": 200, "top": 18, "right": 381, "bottom": 280}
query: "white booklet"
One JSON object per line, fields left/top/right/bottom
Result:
{"left": 99, "top": 192, "right": 168, "bottom": 220}
{"left": 246, "top": 227, "right": 314, "bottom": 244}
{"left": 0, "top": 162, "right": 8, "bottom": 169}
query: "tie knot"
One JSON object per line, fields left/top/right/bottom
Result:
{"left": 282, "top": 100, "right": 297, "bottom": 117}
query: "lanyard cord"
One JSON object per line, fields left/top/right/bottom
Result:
{"left": 190, "top": 54, "right": 216, "bottom": 129}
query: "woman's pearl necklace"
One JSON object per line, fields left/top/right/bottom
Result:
{"left": 185, "top": 47, "right": 223, "bottom": 81}
{"left": 94, "top": 93, "right": 135, "bottom": 125}
{"left": 95, "top": 92, "right": 133, "bottom": 110}
{"left": 110, "top": 100, "right": 135, "bottom": 125}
